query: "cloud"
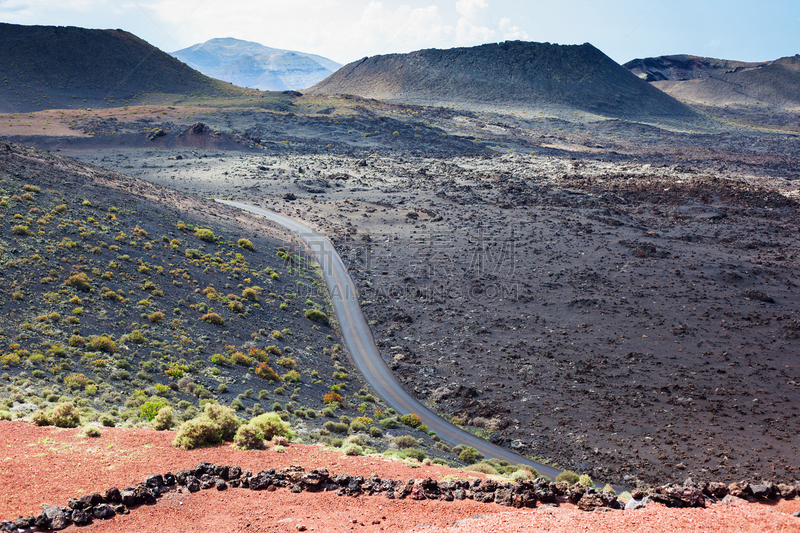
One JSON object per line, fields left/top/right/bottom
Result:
{"left": 499, "top": 17, "right": 529, "bottom": 40}
{"left": 0, "top": 0, "right": 529, "bottom": 63}
{"left": 455, "top": 0, "right": 489, "bottom": 22}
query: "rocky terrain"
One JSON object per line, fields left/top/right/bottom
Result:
{"left": 0, "top": 141, "right": 464, "bottom": 471}
{"left": 624, "top": 54, "right": 800, "bottom": 129}
{"left": 171, "top": 38, "right": 341, "bottom": 91}
{"left": 307, "top": 41, "right": 696, "bottom": 120}
{"left": 13, "top": 92, "right": 791, "bottom": 489}
{"left": 1, "top": 24, "right": 799, "bottom": 510}
{"left": 1, "top": 422, "right": 798, "bottom": 532}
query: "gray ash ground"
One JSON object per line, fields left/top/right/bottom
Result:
{"left": 55, "top": 98, "right": 800, "bottom": 487}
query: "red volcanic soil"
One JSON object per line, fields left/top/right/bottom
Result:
{"left": 1, "top": 421, "right": 798, "bottom": 532}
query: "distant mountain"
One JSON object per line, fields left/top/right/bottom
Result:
{"left": 624, "top": 54, "right": 800, "bottom": 108}
{"left": 307, "top": 41, "right": 696, "bottom": 119}
{"left": 624, "top": 54, "right": 769, "bottom": 82}
{"left": 0, "top": 23, "right": 242, "bottom": 112}
{"left": 171, "top": 38, "right": 341, "bottom": 91}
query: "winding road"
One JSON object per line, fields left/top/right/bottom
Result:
{"left": 217, "top": 199, "right": 562, "bottom": 481}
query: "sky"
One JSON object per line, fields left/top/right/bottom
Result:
{"left": 1, "top": 0, "right": 798, "bottom": 66}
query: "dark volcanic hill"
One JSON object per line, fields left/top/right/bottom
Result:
{"left": 307, "top": 41, "right": 697, "bottom": 119}
{"left": 624, "top": 54, "right": 769, "bottom": 82}
{"left": 171, "top": 37, "right": 341, "bottom": 91}
{"left": 624, "top": 54, "right": 800, "bottom": 109}
{"left": 0, "top": 23, "right": 244, "bottom": 112}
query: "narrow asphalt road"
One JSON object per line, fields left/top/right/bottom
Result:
{"left": 217, "top": 199, "right": 562, "bottom": 481}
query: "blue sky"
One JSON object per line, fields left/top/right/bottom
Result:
{"left": 1, "top": 0, "right": 798, "bottom": 65}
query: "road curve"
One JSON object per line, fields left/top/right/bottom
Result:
{"left": 216, "top": 199, "right": 562, "bottom": 481}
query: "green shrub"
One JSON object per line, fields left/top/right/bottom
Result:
{"left": 83, "top": 426, "right": 102, "bottom": 438}
{"left": 202, "top": 313, "right": 224, "bottom": 325}
{"left": 99, "top": 414, "right": 115, "bottom": 427}
{"left": 237, "top": 238, "right": 255, "bottom": 251}
{"left": 250, "top": 412, "right": 295, "bottom": 441}
{"left": 255, "top": 363, "right": 279, "bottom": 381}
{"left": 368, "top": 426, "right": 383, "bottom": 438}
{"left": 151, "top": 406, "right": 174, "bottom": 430}
{"left": 304, "top": 308, "right": 329, "bottom": 326}
{"left": 343, "top": 444, "right": 363, "bottom": 456}
{"left": 399, "top": 414, "right": 422, "bottom": 428}
{"left": 172, "top": 417, "right": 222, "bottom": 449}
{"left": 194, "top": 228, "right": 215, "bottom": 242}
{"left": 349, "top": 421, "right": 367, "bottom": 433}
{"left": 233, "top": 423, "right": 264, "bottom": 449}
{"left": 556, "top": 470, "right": 581, "bottom": 485}
{"left": 400, "top": 448, "right": 426, "bottom": 462}
{"left": 457, "top": 446, "right": 484, "bottom": 464}
{"left": 172, "top": 403, "right": 241, "bottom": 449}
{"left": 578, "top": 474, "right": 595, "bottom": 488}
{"left": 393, "top": 435, "right": 418, "bottom": 449}
{"left": 64, "top": 373, "right": 90, "bottom": 390}
{"left": 379, "top": 417, "right": 400, "bottom": 429}
{"left": 281, "top": 370, "right": 301, "bottom": 383}
{"left": 89, "top": 335, "right": 116, "bottom": 354}
{"left": 463, "top": 462, "right": 497, "bottom": 475}
{"left": 31, "top": 409, "right": 51, "bottom": 426}
{"left": 140, "top": 400, "right": 167, "bottom": 422}
{"left": 51, "top": 403, "right": 81, "bottom": 428}
{"left": 11, "top": 225, "right": 33, "bottom": 236}
{"left": 323, "top": 421, "right": 349, "bottom": 434}
{"left": 64, "top": 272, "right": 92, "bottom": 291}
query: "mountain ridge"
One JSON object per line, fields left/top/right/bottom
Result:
{"left": 0, "top": 22, "right": 245, "bottom": 112}
{"left": 307, "top": 41, "right": 697, "bottom": 119}
{"left": 624, "top": 53, "right": 800, "bottom": 109}
{"left": 171, "top": 37, "right": 342, "bottom": 91}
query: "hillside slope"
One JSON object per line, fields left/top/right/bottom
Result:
{"left": 171, "top": 38, "right": 341, "bottom": 91}
{"left": 0, "top": 23, "right": 245, "bottom": 112}
{"left": 624, "top": 54, "right": 800, "bottom": 109}
{"left": 307, "top": 41, "right": 696, "bottom": 119}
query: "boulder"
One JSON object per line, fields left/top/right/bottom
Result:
{"left": 567, "top": 484, "right": 586, "bottom": 504}
{"left": 494, "top": 487, "right": 514, "bottom": 506}
{"left": 79, "top": 493, "right": 104, "bottom": 507}
{"left": 104, "top": 487, "right": 121, "bottom": 503}
{"left": 625, "top": 497, "right": 648, "bottom": 511}
{"left": 70, "top": 509, "right": 92, "bottom": 526}
{"left": 0, "top": 520, "right": 17, "bottom": 532}
{"left": 249, "top": 472, "right": 273, "bottom": 491}
{"left": 200, "top": 474, "right": 216, "bottom": 490}
{"left": 410, "top": 483, "right": 426, "bottom": 500}
{"left": 279, "top": 465, "right": 306, "bottom": 484}
{"left": 163, "top": 472, "right": 176, "bottom": 486}
{"left": 706, "top": 482, "right": 728, "bottom": 498}
{"left": 216, "top": 479, "right": 228, "bottom": 491}
{"left": 113, "top": 504, "right": 129, "bottom": 515}
{"left": 92, "top": 504, "right": 116, "bottom": 520}
{"left": 184, "top": 476, "right": 201, "bottom": 493}
{"left": 728, "top": 482, "right": 752, "bottom": 499}
{"left": 577, "top": 493, "right": 606, "bottom": 511}
{"left": 174, "top": 470, "right": 192, "bottom": 485}
{"left": 42, "top": 506, "right": 68, "bottom": 530}
{"left": 145, "top": 474, "right": 164, "bottom": 488}
{"left": 120, "top": 490, "right": 138, "bottom": 507}
{"left": 301, "top": 468, "right": 329, "bottom": 490}
{"left": 750, "top": 484, "right": 771, "bottom": 499}
{"left": 778, "top": 483, "right": 798, "bottom": 500}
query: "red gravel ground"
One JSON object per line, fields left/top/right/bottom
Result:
{"left": 1, "top": 421, "right": 798, "bottom": 532}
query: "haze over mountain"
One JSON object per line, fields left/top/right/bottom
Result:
{"left": 0, "top": 23, "right": 244, "bottom": 112}
{"left": 171, "top": 38, "right": 342, "bottom": 91}
{"left": 625, "top": 54, "right": 800, "bottom": 109}
{"left": 307, "top": 41, "right": 696, "bottom": 119}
